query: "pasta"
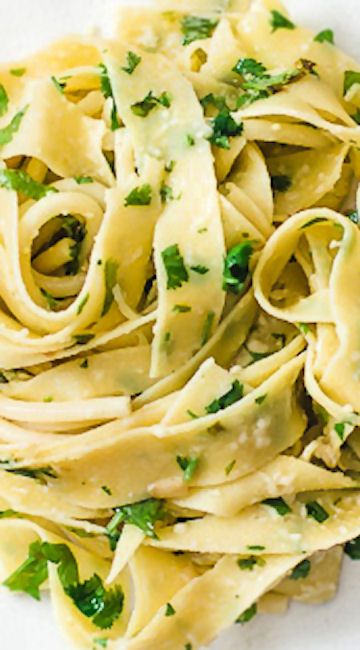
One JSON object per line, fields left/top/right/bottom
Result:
{"left": 1, "top": 0, "right": 360, "bottom": 648}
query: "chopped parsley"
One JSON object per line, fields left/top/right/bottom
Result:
{"left": 223, "top": 242, "right": 254, "bottom": 294}
{"left": 5, "top": 465, "right": 57, "bottom": 485}
{"left": 160, "top": 183, "right": 175, "bottom": 203}
{"left": 233, "top": 58, "right": 267, "bottom": 78}
{"left": 314, "top": 29, "right": 334, "bottom": 44}
{"left": 290, "top": 559, "right": 311, "bottom": 580}
{"left": 271, "top": 175, "right": 292, "bottom": 192}
{"left": 190, "top": 264, "right": 209, "bottom": 275}
{"left": 131, "top": 91, "right": 171, "bottom": 117}
{"left": 165, "top": 602, "right": 176, "bottom": 617}
{"left": 270, "top": 9, "right": 295, "bottom": 32}
{"left": 101, "top": 486, "right": 112, "bottom": 496}
{"left": 72, "top": 333, "right": 95, "bottom": 346}
{"left": 298, "top": 322, "right": 310, "bottom": 335}
{"left": 247, "top": 545, "right": 265, "bottom": 552}
{"left": 161, "top": 244, "right": 189, "bottom": 290}
{"left": 0, "top": 509, "right": 18, "bottom": 519}
{"left": 106, "top": 499, "right": 165, "bottom": 550}
{"left": 99, "top": 63, "right": 120, "bottom": 131}
{"left": 121, "top": 51, "right": 141, "bottom": 75}
{"left": 255, "top": 394, "right": 267, "bottom": 405}
{"left": 225, "top": 459, "right": 236, "bottom": 476}
{"left": 344, "top": 536, "right": 360, "bottom": 560}
{"left": 201, "top": 311, "right": 215, "bottom": 346}
{"left": 40, "top": 288, "right": 59, "bottom": 311}
{"left": 186, "top": 133, "right": 195, "bottom": 146}
{"left": 173, "top": 304, "right": 191, "bottom": 313}
{"left": 187, "top": 410, "right": 199, "bottom": 419}
{"left": 0, "top": 107, "right": 27, "bottom": 146}
{"left": 208, "top": 110, "right": 243, "bottom": 149}
{"left": 176, "top": 456, "right": 199, "bottom": 482}
{"left": 0, "top": 84, "right": 9, "bottom": 116}
{"left": 77, "top": 293, "right": 89, "bottom": 315}
{"left": 262, "top": 497, "right": 292, "bottom": 516}
{"left": 334, "top": 421, "right": 348, "bottom": 441}
{"left": 93, "top": 640, "right": 108, "bottom": 649}
{"left": 80, "top": 358, "right": 89, "bottom": 369}
{"left": 124, "top": 184, "right": 152, "bottom": 207}
{"left": 344, "top": 70, "right": 360, "bottom": 95}
{"left": 306, "top": 501, "right": 330, "bottom": 523}
{"left": 101, "top": 259, "right": 119, "bottom": 317}
{"left": 181, "top": 15, "right": 219, "bottom": 46}
{"left": 300, "top": 217, "right": 328, "bottom": 229}
{"left": 0, "top": 168, "right": 57, "bottom": 199}
{"left": 347, "top": 210, "right": 360, "bottom": 224}
{"left": 238, "top": 556, "right": 265, "bottom": 571}
{"left": 74, "top": 176, "right": 94, "bottom": 185}
{"left": 236, "top": 603, "right": 257, "bottom": 624}
{"left": 205, "top": 380, "right": 244, "bottom": 414}
{"left": 3, "top": 541, "right": 124, "bottom": 629}
{"left": 10, "top": 67, "right": 26, "bottom": 77}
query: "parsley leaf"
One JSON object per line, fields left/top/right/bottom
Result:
{"left": 0, "top": 84, "right": 9, "bottom": 116}
{"left": 124, "top": 184, "right": 152, "bottom": 206}
{"left": 209, "top": 110, "right": 243, "bottom": 149}
{"left": 3, "top": 540, "right": 48, "bottom": 600}
{"left": 190, "top": 264, "right": 209, "bottom": 275}
{"left": 131, "top": 91, "right": 171, "bottom": 117}
{"left": 270, "top": 9, "right": 295, "bottom": 32}
{"left": 205, "top": 380, "right": 244, "bottom": 414}
{"left": 271, "top": 174, "right": 291, "bottom": 192}
{"left": 99, "top": 63, "right": 120, "bottom": 131}
{"left": 181, "top": 15, "right": 219, "bottom": 46}
{"left": 10, "top": 67, "right": 26, "bottom": 77}
{"left": 232, "top": 58, "right": 267, "bottom": 78}
{"left": 225, "top": 459, "right": 236, "bottom": 476}
{"left": 201, "top": 311, "right": 215, "bottom": 346}
{"left": 173, "top": 304, "right": 191, "bottom": 313}
{"left": 176, "top": 456, "right": 199, "bottom": 482}
{"left": 314, "top": 29, "right": 334, "bottom": 44}
{"left": 5, "top": 466, "right": 57, "bottom": 485}
{"left": 334, "top": 421, "right": 349, "bottom": 441}
{"left": 347, "top": 209, "right": 360, "bottom": 223}
{"left": 165, "top": 602, "right": 176, "bottom": 616}
{"left": 255, "top": 394, "right": 267, "bottom": 405}
{"left": 74, "top": 176, "right": 94, "bottom": 185}
{"left": 72, "top": 333, "right": 95, "bottom": 345}
{"left": 66, "top": 575, "right": 124, "bottom": 630}
{"left": 290, "top": 559, "right": 311, "bottom": 580}
{"left": 0, "top": 107, "right": 27, "bottom": 146}
{"left": 161, "top": 244, "right": 189, "bottom": 290}
{"left": 236, "top": 603, "right": 257, "bottom": 624}
{"left": 77, "top": 293, "right": 89, "bottom": 315}
{"left": 238, "top": 556, "right": 265, "bottom": 571}
{"left": 0, "top": 168, "right": 57, "bottom": 200}
{"left": 160, "top": 183, "right": 175, "bottom": 203}
{"left": 344, "top": 70, "right": 360, "bottom": 95}
{"left": 344, "top": 536, "right": 360, "bottom": 560}
{"left": 101, "top": 259, "right": 119, "bottom": 317}
{"left": 40, "top": 288, "right": 59, "bottom": 311}
{"left": 106, "top": 499, "right": 165, "bottom": 550}
{"left": 223, "top": 242, "right": 254, "bottom": 294}
{"left": 306, "top": 501, "right": 330, "bottom": 523}
{"left": 51, "top": 76, "right": 66, "bottom": 93}
{"left": 300, "top": 217, "right": 328, "bottom": 229}
{"left": 121, "top": 51, "right": 141, "bottom": 75}
{"left": 262, "top": 497, "right": 292, "bottom": 516}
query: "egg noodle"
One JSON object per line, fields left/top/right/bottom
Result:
{"left": 0, "top": 0, "right": 360, "bottom": 647}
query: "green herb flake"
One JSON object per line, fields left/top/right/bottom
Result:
{"left": 344, "top": 535, "right": 360, "bottom": 560}
{"left": 344, "top": 70, "right": 360, "bottom": 95}
{"left": 124, "top": 184, "right": 152, "bottom": 207}
{"left": 190, "top": 264, "right": 209, "bottom": 276}
{"left": 98, "top": 63, "right": 120, "bottom": 131}
{"left": 255, "top": 394, "right": 267, "bottom": 405}
{"left": 101, "top": 259, "right": 119, "bottom": 317}
{"left": 298, "top": 322, "right": 310, "bottom": 335}
{"left": 0, "top": 509, "right": 19, "bottom": 519}
{"left": 334, "top": 421, "right": 347, "bottom": 441}
{"left": 186, "top": 133, "right": 195, "bottom": 146}
{"left": 223, "top": 241, "right": 254, "bottom": 294}
{"left": 314, "top": 29, "right": 334, "bottom": 44}
{"left": 225, "top": 459, "right": 236, "bottom": 476}
{"left": 51, "top": 76, "right": 66, "bottom": 94}
{"left": 232, "top": 58, "right": 267, "bottom": 78}
{"left": 131, "top": 91, "right": 171, "bottom": 117}
{"left": 347, "top": 210, "right": 360, "bottom": 223}
{"left": 106, "top": 499, "right": 165, "bottom": 550}
{"left": 72, "top": 333, "right": 95, "bottom": 346}
{"left": 5, "top": 466, "right": 57, "bottom": 485}
{"left": 93, "top": 640, "right": 108, "bottom": 649}
{"left": 160, "top": 183, "right": 175, "bottom": 203}
{"left": 165, "top": 602, "right": 176, "bottom": 617}
{"left": 161, "top": 244, "right": 189, "bottom": 290}
{"left": 271, "top": 174, "right": 292, "bottom": 192}
{"left": 205, "top": 380, "right": 244, "bottom": 415}
{"left": 173, "top": 304, "right": 191, "bottom": 313}
{"left": 208, "top": 109, "right": 243, "bottom": 149}
{"left": 290, "top": 559, "right": 311, "bottom": 580}
{"left": 0, "top": 107, "right": 27, "bottom": 147}
{"left": 121, "top": 51, "right": 141, "bottom": 75}
{"left": 77, "top": 293, "right": 89, "bottom": 315}
{"left": 80, "top": 358, "right": 89, "bottom": 369}
{"left": 74, "top": 176, "right": 94, "bottom": 185}
{"left": 262, "top": 497, "right": 292, "bottom": 516}
{"left": 43, "top": 396, "right": 54, "bottom": 403}
{"left": 176, "top": 456, "right": 199, "bottom": 482}
{"left": 181, "top": 15, "right": 219, "bottom": 46}
{"left": 237, "top": 556, "right": 265, "bottom": 571}
{"left": 305, "top": 500, "right": 330, "bottom": 523}
{"left": 187, "top": 409, "right": 199, "bottom": 419}
{"left": 101, "top": 486, "right": 112, "bottom": 496}
{"left": 270, "top": 9, "right": 295, "bottom": 32}
{"left": 40, "top": 288, "right": 59, "bottom": 311}
{"left": 10, "top": 68, "right": 26, "bottom": 77}
{"left": 300, "top": 217, "right": 328, "bottom": 229}
{"left": 0, "top": 167, "right": 57, "bottom": 199}
{"left": 236, "top": 603, "right": 257, "bottom": 624}
{"left": 0, "top": 84, "right": 9, "bottom": 117}
{"left": 201, "top": 311, "right": 215, "bottom": 346}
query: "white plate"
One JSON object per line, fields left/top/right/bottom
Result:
{"left": 0, "top": 1, "right": 359, "bottom": 648}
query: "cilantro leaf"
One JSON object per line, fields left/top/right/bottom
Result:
{"left": 223, "top": 241, "right": 254, "bottom": 294}
{"left": 314, "top": 29, "right": 334, "bottom": 44}
{"left": 0, "top": 84, "right": 9, "bottom": 117}
{"left": 106, "top": 499, "right": 165, "bottom": 549}
{"left": 205, "top": 380, "right": 244, "bottom": 414}
{"left": 290, "top": 559, "right": 311, "bottom": 580}
{"left": 344, "top": 70, "right": 360, "bottom": 95}
{"left": 161, "top": 244, "right": 189, "bottom": 290}
{"left": 270, "top": 9, "right": 295, "bottom": 32}
{"left": 0, "top": 107, "right": 27, "bottom": 146}
{"left": 176, "top": 456, "right": 199, "bottom": 482}
{"left": 305, "top": 500, "right": 330, "bottom": 523}
{"left": 121, "top": 51, "right": 141, "bottom": 75}
{"left": 201, "top": 311, "right": 215, "bottom": 346}
{"left": 271, "top": 175, "right": 292, "bottom": 192}
{"left": 124, "top": 184, "right": 152, "bottom": 206}
{"left": 344, "top": 536, "right": 360, "bottom": 560}
{"left": 101, "top": 259, "right": 119, "bottom": 317}
{"left": 181, "top": 15, "right": 219, "bottom": 46}
{"left": 262, "top": 497, "right": 292, "bottom": 516}
{"left": 236, "top": 603, "right": 257, "bottom": 624}
{"left": 131, "top": 91, "right": 171, "bottom": 117}
{"left": 209, "top": 110, "right": 243, "bottom": 149}
{"left": 0, "top": 168, "right": 57, "bottom": 200}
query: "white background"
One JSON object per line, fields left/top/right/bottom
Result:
{"left": 0, "top": 1, "right": 359, "bottom": 649}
